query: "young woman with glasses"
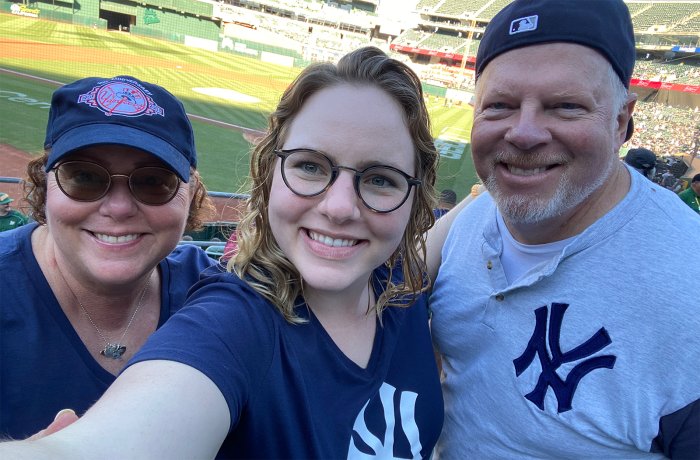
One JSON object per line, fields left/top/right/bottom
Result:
{"left": 0, "top": 76, "right": 215, "bottom": 440}
{"left": 1, "top": 47, "right": 444, "bottom": 458}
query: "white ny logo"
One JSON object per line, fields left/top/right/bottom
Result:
{"left": 347, "top": 382, "right": 422, "bottom": 459}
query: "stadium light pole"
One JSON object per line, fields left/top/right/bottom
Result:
{"left": 460, "top": 17, "right": 476, "bottom": 78}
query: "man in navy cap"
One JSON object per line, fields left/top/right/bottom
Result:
{"left": 429, "top": 0, "right": 700, "bottom": 457}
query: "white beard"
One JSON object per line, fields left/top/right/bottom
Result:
{"left": 484, "top": 155, "right": 616, "bottom": 225}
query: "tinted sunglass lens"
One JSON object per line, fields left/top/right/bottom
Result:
{"left": 55, "top": 162, "right": 110, "bottom": 201}
{"left": 129, "top": 168, "right": 180, "bottom": 205}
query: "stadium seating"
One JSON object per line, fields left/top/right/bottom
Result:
{"left": 476, "top": 0, "right": 514, "bottom": 20}
{"left": 630, "top": 2, "right": 699, "bottom": 32}
{"left": 631, "top": 100, "right": 700, "bottom": 158}
{"left": 635, "top": 60, "right": 700, "bottom": 85}
{"left": 419, "top": 33, "right": 465, "bottom": 52}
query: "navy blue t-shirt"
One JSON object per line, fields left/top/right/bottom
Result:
{"left": 0, "top": 223, "right": 214, "bottom": 439}
{"left": 130, "top": 265, "right": 444, "bottom": 459}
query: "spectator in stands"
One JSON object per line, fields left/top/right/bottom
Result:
{"left": 623, "top": 147, "right": 657, "bottom": 180}
{"left": 0, "top": 76, "right": 215, "bottom": 440}
{"left": 433, "top": 188, "right": 457, "bottom": 219}
{"left": 678, "top": 172, "right": 700, "bottom": 214}
{"left": 1, "top": 47, "right": 444, "bottom": 458}
{"left": 661, "top": 169, "right": 682, "bottom": 192}
{"left": 429, "top": 0, "right": 700, "bottom": 458}
{"left": 0, "top": 192, "right": 28, "bottom": 232}
{"left": 629, "top": 101, "right": 700, "bottom": 158}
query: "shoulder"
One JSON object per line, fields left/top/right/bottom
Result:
{"left": 675, "top": 186, "right": 690, "bottom": 199}
{"left": 455, "top": 192, "right": 494, "bottom": 222}
{"left": 677, "top": 188, "right": 694, "bottom": 200}
{"left": 0, "top": 222, "right": 36, "bottom": 257}
{"left": 185, "top": 269, "right": 281, "bottom": 328}
{"left": 137, "top": 269, "right": 281, "bottom": 356}
{"left": 140, "top": 268, "right": 280, "bottom": 373}
{"left": 374, "top": 265, "right": 430, "bottom": 320}
{"left": 445, "top": 192, "right": 495, "bottom": 244}
{"left": 625, "top": 172, "right": 700, "bottom": 234}
{"left": 158, "top": 245, "right": 219, "bottom": 316}
{"left": 128, "top": 270, "right": 281, "bottom": 421}
{"left": 166, "top": 243, "right": 215, "bottom": 264}
{"left": 161, "top": 244, "right": 217, "bottom": 275}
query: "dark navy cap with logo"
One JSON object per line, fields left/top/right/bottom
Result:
{"left": 44, "top": 75, "right": 196, "bottom": 181}
{"left": 476, "top": 0, "right": 635, "bottom": 86}
{"left": 475, "top": 0, "right": 636, "bottom": 140}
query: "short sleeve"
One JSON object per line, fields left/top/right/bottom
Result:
{"left": 127, "top": 270, "right": 278, "bottom": 430}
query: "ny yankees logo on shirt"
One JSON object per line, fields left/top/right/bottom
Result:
{"left": 348, "top": 383, "right": 422, "bottom": 459}
{"left": 513, "top": 303, "right": 617, "bottom": 413}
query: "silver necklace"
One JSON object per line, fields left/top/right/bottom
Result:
{"left": 77, "top": 276, "right": 152, "bottom": 360}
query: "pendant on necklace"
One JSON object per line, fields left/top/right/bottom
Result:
{"left": 101, "top": 343, "right": 126, "bottom": 359}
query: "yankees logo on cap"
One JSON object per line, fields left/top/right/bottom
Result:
{"left": 78, "top": 79, "right": 165, "bottom": 118}
{"left": 44, "top": 75, "right": 196, "bottom": 181}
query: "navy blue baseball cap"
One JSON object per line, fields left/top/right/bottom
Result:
{"left": 475, "top": 0, "right": 636, "bottom": 141}
{"left": 476, "top": 0, "right": 635, "bottom": 87}
{"left": 44, "top": 76, "right": 196, "bottom": 181}
{"left": 624, "top": 147, "right": 656, "bottom": 170}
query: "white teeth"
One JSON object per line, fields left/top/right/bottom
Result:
{"left": 94, "top": 233, "right": 139, "bottom": 244}
{"left": 309, "top": 231, "right": 356, "bottom": 247}
{"left": 508, "top": 165, "right": 548, "bottom": 176}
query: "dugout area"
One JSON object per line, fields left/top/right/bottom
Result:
{"left": 4, "top": 0, "right": 221, "bottom": 41}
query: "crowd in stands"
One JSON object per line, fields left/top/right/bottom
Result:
{"left": 629, "top": 100, "right": 700, "bottom": 158}
{"left": 634, "top": 59, "right": 700, "bottom": 85}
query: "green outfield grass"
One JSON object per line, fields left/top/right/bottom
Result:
{"left": 0, "top": 13, "right": 478, "bottom": 198}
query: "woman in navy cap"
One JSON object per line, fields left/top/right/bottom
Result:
{"left": 0, "top": 75, "right": 215, "bottom": 440}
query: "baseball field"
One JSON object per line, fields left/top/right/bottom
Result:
{"left": 0, "top": 12, "right": 478, "bottom": 210}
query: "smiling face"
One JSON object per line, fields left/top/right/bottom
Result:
{"left": 472, "top": 43, "right": 634, "bottom": 242}
{"left": 44, "top": 145, "right": 191, "bottom": 288}
{"left": 268, "top": 84, "right": 415, "bottom": 297}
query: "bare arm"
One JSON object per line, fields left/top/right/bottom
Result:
{"left": 0, "top": 360, "right": 230, "bottom": 459}
{"left": 425, "top": 185, "right": 484, "bottom": 282}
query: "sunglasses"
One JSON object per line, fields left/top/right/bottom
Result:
{"left": 53, "top": 160, "right": 181, "bottom": 205}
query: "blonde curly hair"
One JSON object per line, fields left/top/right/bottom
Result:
{"left": 230, "top": 46, "right": 438, "bottom": 323}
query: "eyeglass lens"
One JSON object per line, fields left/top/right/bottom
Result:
{"left": 54, "top": 161, "right": 180, "bottom": 205}
{"left": 280, "top": 149, "right": 413, "bottom": 212}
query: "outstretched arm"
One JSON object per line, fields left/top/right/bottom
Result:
{"left": 1, "top": 360, "right": 230, "bottom": 459}
{"left": 425, "top": 185, "right": 484, "bottom": 282}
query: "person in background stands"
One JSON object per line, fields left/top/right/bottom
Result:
{"left": 0, "top": 193, "right": 28, "bottom": 232}
{"left": 0, "top": 75, "right": 215, "bottom": 440}
{"left": 678, "top": 172, "right": 700, "bottom": 214}
{"left": 623, "top": 147, "right": 657, "bottom": 180}
{"left": 433, "top": 188, "right": 457, "bottom": 219}
{"left": 430, "top": 0, "right": 700, "bottom": 458}
{"left": 0, "top": 47, "right": 444, "bottom": 458}
{"left": 661, "top": 169, "right": 681, "bottom": 192}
